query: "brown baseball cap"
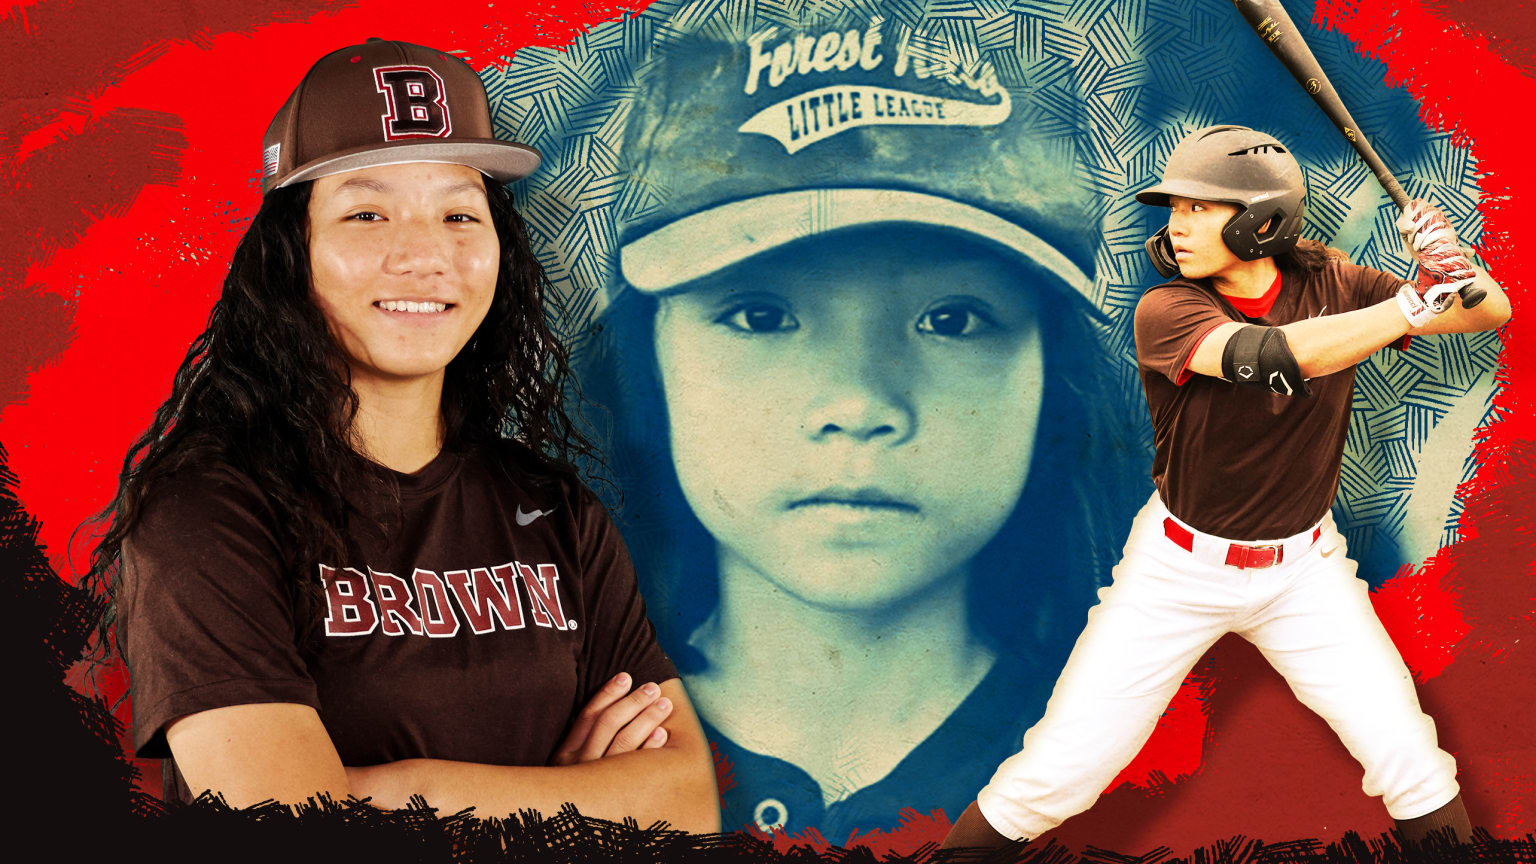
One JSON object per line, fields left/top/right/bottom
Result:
{"left": 260, "top": 38, "right": 540, "bottom": 194}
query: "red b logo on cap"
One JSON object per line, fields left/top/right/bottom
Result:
{"left": 374, "top": 65, "right": 452, "bottom": 140}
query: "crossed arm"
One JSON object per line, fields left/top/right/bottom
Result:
{"left": 163, "top": 675, "right": 720, "bottom": 832}
{"left": 1186, "top": 267, "right": 1511, "bottom": 381}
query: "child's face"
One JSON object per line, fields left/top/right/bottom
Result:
{"left": 652, "top": 230, "right": 1046, "bottom": 612}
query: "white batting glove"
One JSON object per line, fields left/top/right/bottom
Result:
{"left": 1397, "top": 284, "right": 1436, "bottom": 328}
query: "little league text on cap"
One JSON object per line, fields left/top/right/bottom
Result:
{"left": 739, "top": 19, "right": 1012, "bottom": 154}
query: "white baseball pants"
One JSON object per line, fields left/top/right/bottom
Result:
{"left": 976, "top": 493, "right": 1459, "bottom": 840}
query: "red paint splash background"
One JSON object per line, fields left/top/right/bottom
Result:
{"left": 1, "top": 0, "right": 1530, "bottom": 855}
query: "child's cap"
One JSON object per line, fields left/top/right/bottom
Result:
{"left": 614, "top": 18, "right": 1102, "bottom": 311}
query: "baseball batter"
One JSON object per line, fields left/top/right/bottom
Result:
{"left": 943, "top": 124, "right": 1512, "bottom": 848}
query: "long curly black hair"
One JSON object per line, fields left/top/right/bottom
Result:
{"left": 82, "top": 176, "right": 600, "bottom": 663}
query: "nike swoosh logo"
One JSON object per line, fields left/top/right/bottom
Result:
{"left": 516, "top": 505, "right": 557, "bottom": 526}
{"left": 1320, "top": 544, "right": 1339, "bottom": 558}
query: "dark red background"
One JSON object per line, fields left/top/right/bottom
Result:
{"left": 2, "top": 0, "right": 1531, "bottom": 855}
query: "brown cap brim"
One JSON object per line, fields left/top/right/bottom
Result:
{"left": 274, "top": 138, "right": 542, "bottom": 189}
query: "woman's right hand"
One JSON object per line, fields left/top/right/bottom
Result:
{"left": 549, "top": 672, "right": 675, "bottom": 765}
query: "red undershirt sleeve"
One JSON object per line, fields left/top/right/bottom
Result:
{"left": 1135, "top": 285, "right": 1235, "bottom": 385}
{"left": 1174, "top": 323, "right": 1229, "bottom": 385}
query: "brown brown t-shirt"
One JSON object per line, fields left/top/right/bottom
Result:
{"left": 120, "top": 442, "right": 675, "bottom": 803}
{"left": 1134, "top": 259, "right": 1407, "bottom": 540}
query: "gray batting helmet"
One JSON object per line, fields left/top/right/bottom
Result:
{"left": 1137, "top": 124, "right": 1306, "bottom": 265}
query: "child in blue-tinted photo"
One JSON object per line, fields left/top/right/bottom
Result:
{"left": 575, "top": 18, "right": 1145, "bottom": 837}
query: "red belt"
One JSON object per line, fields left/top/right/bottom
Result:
{"left": 1163, "top": 518, "right": 1322, "bottom": 570}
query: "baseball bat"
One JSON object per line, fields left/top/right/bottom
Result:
{"left": 1229, "top": 0, "right": 1486, "bottom": 307}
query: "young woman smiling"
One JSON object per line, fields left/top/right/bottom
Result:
{"left": 85, "top": 39, "right": 717, "bottom": 830}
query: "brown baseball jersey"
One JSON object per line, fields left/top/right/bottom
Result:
{"left": 1134, "top": 258, "right": 1408, "bottom": 540}
{"left": 120, "top": 441, "right": 676, "bottom": 803}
